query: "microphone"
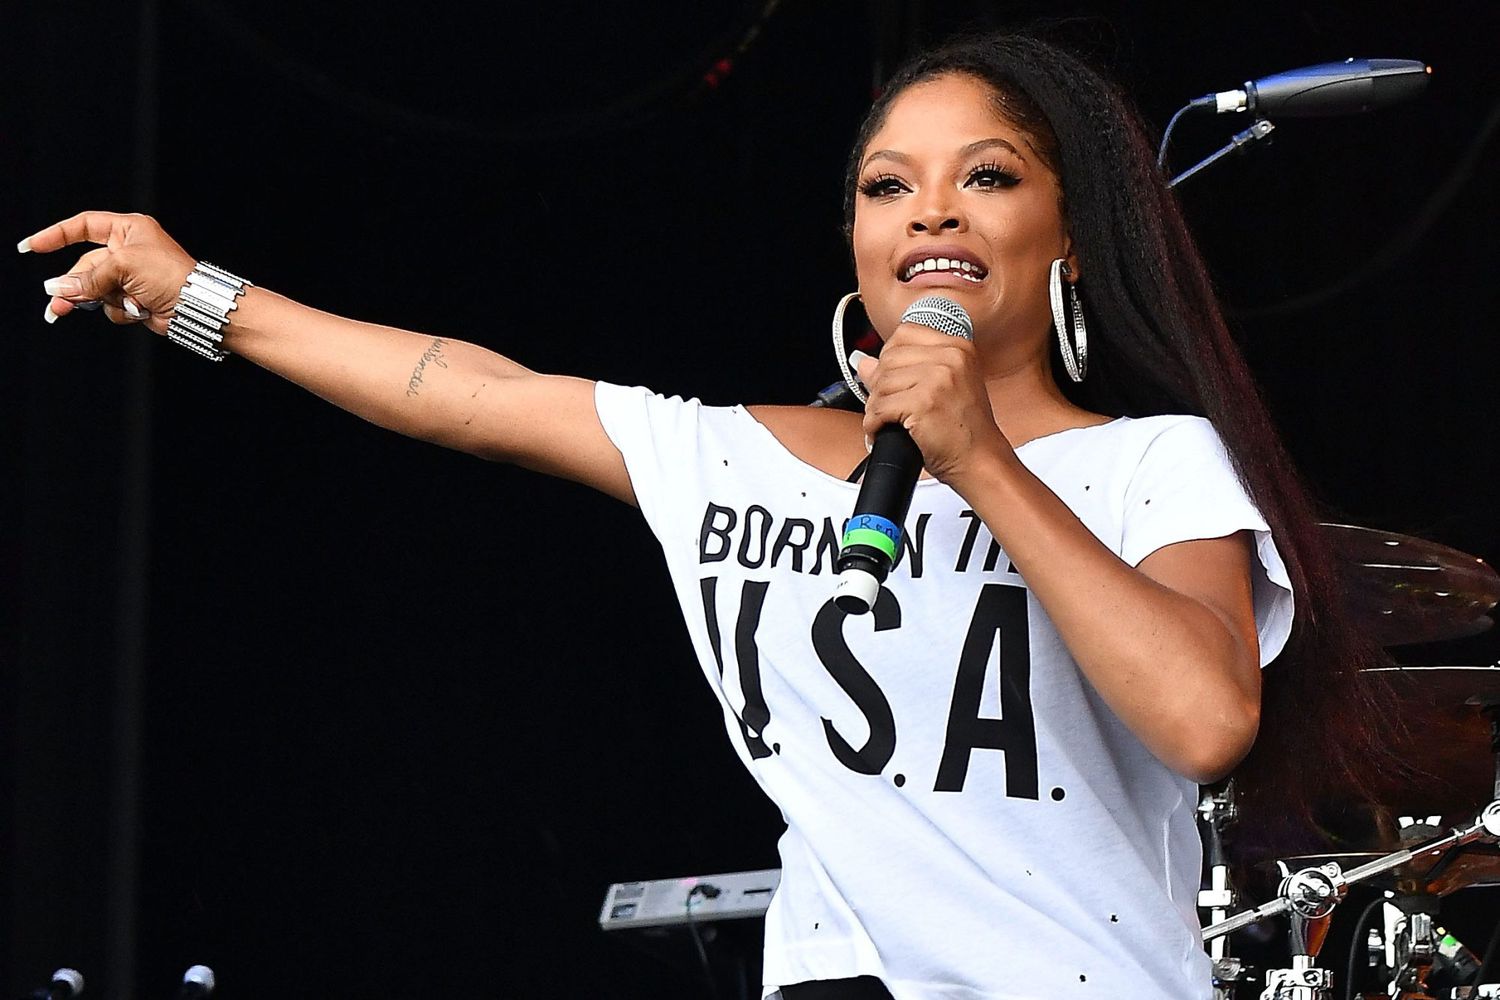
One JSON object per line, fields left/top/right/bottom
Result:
{"left": 833, "top": 295, "right": 973, "bottom": 615}
{"left": 176, "top": 965, "right": 216, "bottom": 1000}
{"left": 1191, "top": 58, "right": 1429, "bottom": 117}
{"left": 30, "top": 969, "right": 84, "bottom": 1000}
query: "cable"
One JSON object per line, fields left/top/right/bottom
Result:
{"left": 1156, "top": 102, "right": 1193, "bottom": 171}
{"left": 1344, "top": 894, "right": 1389, "bottom": 1000}
{"left": 1475, "top": 912, "right": 1500, "bottom": 988}
{"left": 1229, "top": 88, "right": 1500, "bottom": 319}
{"left": 685, "top": 884, "right": 725, "bottom": 1000}
{"left": 174, "top": 0, "right": 785, "bottom": 144}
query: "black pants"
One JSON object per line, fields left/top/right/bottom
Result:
{"left": 779, "top": 977, "right": 894, "bottom": 1000}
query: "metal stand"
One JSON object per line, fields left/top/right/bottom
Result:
{"left": 1206, "top": 801, "right": 1500, "bottom": 999}
{"left": 1261, "top": 950, "right": 1334, "bottom": 1000}
{"left": 1206, "top": 802, "right": 1500, "bottom": 942}
{"left": 1380, "top": 889, "right": 1442, "bottom": 1000}
{"left": 1485, "top": 706, "right": 1500, "bottom": 800}
{"left": 1169, "top": 118, "right": 1276, "bottom": 188}
{"left": 1199, "top": 783, "right": 1257, "bottom": 997}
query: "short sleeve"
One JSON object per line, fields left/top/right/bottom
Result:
{"left": 593, "top": 381, "right": 704, "bottom": 542}
{"left": 1119, "top": 418, "right": 1295, "bottom": 666}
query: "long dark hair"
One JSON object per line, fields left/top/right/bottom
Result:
{"left": 843, "top": 33, "right": 1393, "bottom": 848}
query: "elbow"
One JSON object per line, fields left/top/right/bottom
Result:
{"left": 1172, "top": 691, "right": 1260, "bottom": 785}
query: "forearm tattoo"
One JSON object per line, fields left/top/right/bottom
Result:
{"left": 406, "top": 338, "right": 449, "bottom": 397}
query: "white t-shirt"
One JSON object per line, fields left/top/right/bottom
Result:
{"left": 593, "top": 382, "right": 1294, "bottom": 1000}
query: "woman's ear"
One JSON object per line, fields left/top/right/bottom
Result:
{"left": 1062, "top": 234, "right": 1081, "bottom": 283}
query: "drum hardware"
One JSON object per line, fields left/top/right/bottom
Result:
{"left": 1259, "top": 911, "right": 1338, "bottom": 1000}
{"left": 1200, "top": 782, "right": 1262, "bottom": 998}
{"left": 1388, "top": 903, "right": 1439, "bottom": 999}
{"left": 1378, "top": 905, "right": 1493, "bottom": 1000}
{"left": 1369, "top": 921, "right": 1388, "bottom": 982}
{"left": 1271, "top": 830, "right": 1500, "bottom": 902}
{"left": 1215, "top": 957, "right": 1258, "bottom": 996}
{"left": 1380, "top": 818, "right": 1464, "bottom": 1000}
{"left": 1260, "top": 950, "right": 1335, "bottom": 1000}
{"left": 1374, "top": 905, "right": 1494, "bottom": 1000}
{"left": 1200, "top": 784, "right": 1241, "bottom": 954}
{"left": 1224, "top": 652, "right": 1500, "bottom": 998}
{"left": 1207, "top": 802, "right": 1500, "bottom": 941}
{"left": 1206, "top": 801, "right": 1500, "bottom": 997}
{"left": 1492, "top": 704, "right": 1500, "bottom": 801}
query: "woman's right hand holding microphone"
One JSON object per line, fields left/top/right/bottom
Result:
{"left": 19, "top": 210, "right": 197, "bottom": 335}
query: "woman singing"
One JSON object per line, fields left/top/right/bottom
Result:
{"left": 22, "top": 32, "right": 1380, "bottom": 1000}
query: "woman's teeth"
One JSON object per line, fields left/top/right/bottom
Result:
{"left": 902, "top": 258, "right": 987, "bottom": 282}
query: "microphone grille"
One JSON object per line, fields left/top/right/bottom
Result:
{"left": 183, "top": 966, "right": 216, "bottom": 993}
{"left": 900, "top": 295, "right": 973, "bottom": 341}
{"left": 51, "top": 970, "right": 85, "bottom": 998}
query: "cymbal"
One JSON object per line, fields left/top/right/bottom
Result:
{"left": 1338, "top": 671, "right": 1496, "bottom": 829}
{"left": 1271, "top": 844, "right": 1500, "bottom": 897}
{"left": 1322, "top": 523, "right": 1500, "bottom": 646}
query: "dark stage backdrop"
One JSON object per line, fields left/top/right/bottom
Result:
{"left": 5, "top": 2, "right": 1499, "bottom": 997}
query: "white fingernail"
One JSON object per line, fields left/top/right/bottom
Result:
{"left": 44, "top": 304, "right": 59, "bottom": 324}
{"left": 17, "top": 238, "right": 32, "bottom": 253}
{"left": 864, "top": 435, "right": 873, "bottom": 453}
{"left": 123, "top": 298, "right": 144, "bottom": 320}
{"left": 43, "top": 276, "right": 80, "bottom": 296}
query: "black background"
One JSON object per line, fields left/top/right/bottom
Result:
{"left": 5, "top": 1, "right": 1499, "bottom": 997}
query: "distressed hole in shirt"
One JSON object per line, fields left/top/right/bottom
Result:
{"left": 1084, "top": 484, "right": 1090, "bottom": 491}
{"left": 1079, "top": 974, "right": 1087, "bottom": 983}
{"left": 814, "top": 922, "right": 819, "bottom": 930}
{"left": 800, "top": 491, "right": 806, "bottom": 498}
{"left": 1025, "top": 869, "right": 1032, "bottom": 876}
{"left": 723, "top": 459, "right": 729, "bottom": 466}
{"left": 1144, "top": 498, "right": 1151, "bottom": 505}
{"left": 1109, "top": 914, "right": 1119, "bottom": 923}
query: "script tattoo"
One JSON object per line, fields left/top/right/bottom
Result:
{"left": 406, "top": 338, "right": 449, "bottom": 397}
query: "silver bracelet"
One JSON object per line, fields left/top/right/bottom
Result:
{"left": 165, "top": 261, "right": 253, "bottom": 362}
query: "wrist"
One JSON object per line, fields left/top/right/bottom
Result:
{"left": 165, "top": 261, "right": 253, "bottom": 362}
{"left": 947, "top": 434, "right": 1025, "bottom": 505}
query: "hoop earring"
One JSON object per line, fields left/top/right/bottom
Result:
{"left": 831, "top": 291, "right": 868, "bottom": 404}
{"left": 1049, "top": 259, "right": 1088, "bottom": 383}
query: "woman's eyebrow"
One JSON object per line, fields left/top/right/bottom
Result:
{"left": 862, "top": 136, "right": 1026, "bottom": 172}
{"left": 862, "top": 148, "right": 914, "bottom": 170}
{"left": 959, "top": 137, "right": 1025, "bottom": 161}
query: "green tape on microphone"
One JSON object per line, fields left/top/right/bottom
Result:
{"left": 841, "top": 525, "right": 899, "bottom": 561}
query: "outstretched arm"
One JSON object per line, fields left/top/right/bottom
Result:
{"left": 21, "top": 211, "right": 634, "bottom": 504}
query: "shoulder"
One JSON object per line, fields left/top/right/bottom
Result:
{"left": 746, "top": 404, "right": 866, "bottom": 480}
{"left": 1126, "top": 414, "right": 1229, "bottom": 463}
{"left": 1060, "top": 413, "right": 1223, "bottom": 461}
{"left": 1024, "top": 413, "right": 1222, "bottom": 466}
{"left": 1021, "top": 414, "right": 1232, "bottom": 510}
{"left": 1117, "top": 412, "right": 1216, "bottom": 440}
